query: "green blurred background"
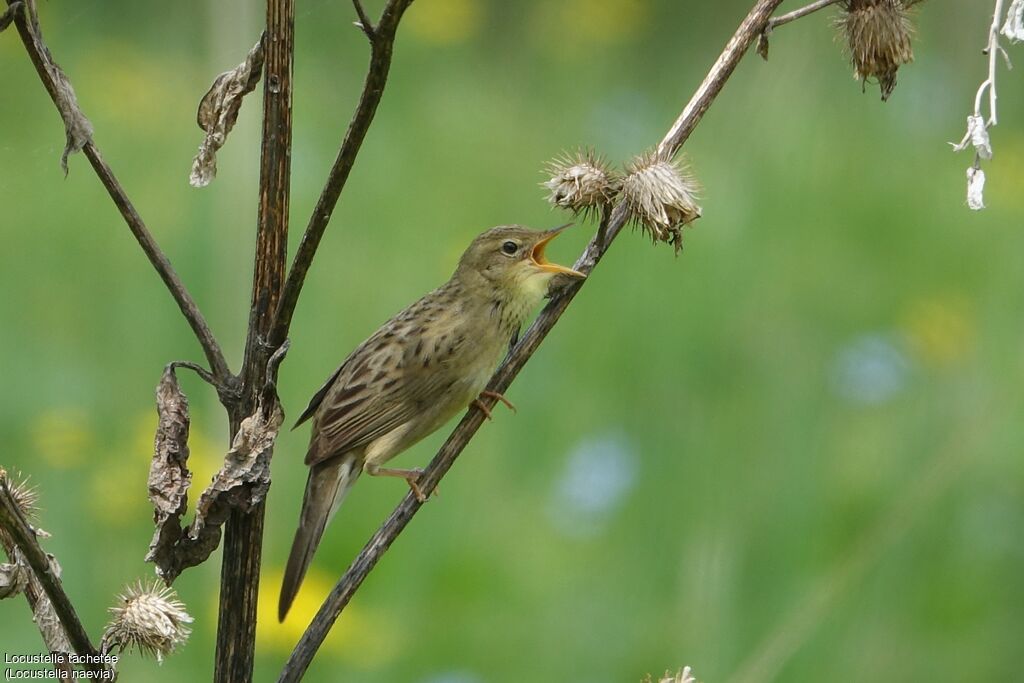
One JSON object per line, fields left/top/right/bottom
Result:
{"left": 2, "top": 0, "right": 1023, "bottom": 681}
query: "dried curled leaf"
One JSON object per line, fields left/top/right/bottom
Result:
{"left": 192, "top": 400, "right": 283, "bottom": 534}
{"left": 144, "top": 366, "right": 193, "bottom": 574}
{"left": 21, "top": 0, "right": 93, "bottom": 174}
{"left": 189, "top": 34, "right": 266, "bottom": 187}
{"left": 149, "top": 398, "right": 283, "bottom": 583}
{"left": 0, "top": 560, "right": 28, "bottom": 599}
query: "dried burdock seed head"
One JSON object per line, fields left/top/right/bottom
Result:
{"left": 838, "top": 0, "right": 915, "bottom": 101}
{"left": 543, "top": 149, "right": 619, "bottom": 219}
{"left": 102, "top": 580, "right": 193, "bottom": 663}
{"left": 621, "top": 150, "right": 702, "bottom": 254}
{"left": 641, "top": 666, "right": 698, "bottom": 683}
{"left": 0, "top": 470, "right": 39, "bottom": 522}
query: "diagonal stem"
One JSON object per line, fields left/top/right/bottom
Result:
{"left": 0, "top": 474, "right": 105, "bottom": 675}
{"left": 278, "top": 0, "right": 784, "bottom": 679}
{"left": 4, "top": 0, "right": 233, "bottom": 388}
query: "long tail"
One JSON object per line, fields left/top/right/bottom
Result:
{"left": 278, "top": 453, "right": 361, "bottom": 621}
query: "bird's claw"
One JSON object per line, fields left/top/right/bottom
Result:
{"left": 473, "top": 391, "right": 516, "bottom": 421}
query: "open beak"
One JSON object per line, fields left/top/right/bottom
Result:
{"left": 530, "top": 223, "right": 586, "bottom": 279}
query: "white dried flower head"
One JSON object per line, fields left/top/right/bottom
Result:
{"left": 102, "top": 581, "right": 193, "bottom": 663}
{"left": 543, "top": 149, "right": 619, "bottom": 218}
{"left": 838, "top": 0, "right": 915, "bottom": 101}
{"left": 642, "top": 666, "right": 698, "bottom": 683}
{"left": 966, "top": 166, "right": 986, "bottom": 211}
{"left": 954, "top": 114, "right": 993, "bottom": 159}
{"left": 1003, "top": 0, "right": 1024, "bottom": 42}
{"left": 3, "top": 471, "right": 39, "bottom": 521}
{"left": 621, "top": 150, "right": 702, "bottom": 254}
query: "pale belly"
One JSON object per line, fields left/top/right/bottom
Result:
{"left": 362, "top": 334, "right": 505, "bottom": 467}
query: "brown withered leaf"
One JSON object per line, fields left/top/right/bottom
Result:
{"left": 189, "top": 33, "right": 266, "bottom": 187}
{"left": 0, "top": 561, "right": 28, "bottom": 599}
{"left": 756, "top": 30, "right": 771, "bottom": 61}
{"left": 191, "top": 399, "right": 283, "bottom": 535}
{"left": 144, "top": 367, "right": 192, "bottom": 575}
{"left": 21, "top": 0, "right": 93, "bottom": 174}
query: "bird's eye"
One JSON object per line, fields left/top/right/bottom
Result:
{"left": 501, "top": 241, "right": 518, "bottom": 255}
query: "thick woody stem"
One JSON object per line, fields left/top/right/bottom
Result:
{"left": 213, "top": 0, "right": 294, "bottom": 681}
{"left": 278, "top": 1, "right": 785, "bottom": 679}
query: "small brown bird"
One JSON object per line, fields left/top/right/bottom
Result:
{"left": 278, "top": 224, "right": 584, "bottom": 621}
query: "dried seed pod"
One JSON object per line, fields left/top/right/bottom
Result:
{"left": 966, "top": 166, "right": 986, "bottom": 211}
{"left": 621, "top": 150, "right": 702, "bottom": 254}
{"left": 642, "top": 667, "right": 698, "bottom": 683}
{"left": 838, "top": 0, "right": 915, "bottom": 101}
{"left": 102, "top": 581, "right": 193, "bottom": 663}
{"left": 543, "top": 149, "right": 619, "bottom": 219}
{"left": 3, "top": 472, "right": 39, "bottom": 522}
{"left": 1003, "top": 0, "right": 1024, "bottom": 42}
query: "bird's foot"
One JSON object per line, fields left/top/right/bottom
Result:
{"left": 365, "top": 464, "right": 430, "bottom": 502}
{"left": 473, "top": 391, "right": 516, "bottom": 421}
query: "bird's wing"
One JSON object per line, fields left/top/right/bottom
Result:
{"left": 302, "top": 314, "right": 463, "bottom": 467}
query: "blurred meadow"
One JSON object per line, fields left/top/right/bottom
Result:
{"left": 2, "top": 0, "right": 1024, "bottom": 681}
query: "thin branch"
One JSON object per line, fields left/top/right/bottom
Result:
{"left": 268, "top": 0, "right": 415, "bottom": 349}
{"left": 278, "top": 1, "right": 785, "bottom": 678}
{"left": 351, "top": 0, "right": 375, "bottom": 40}
{"left": 0, "top": 0, "right": 21, "bottom": 32}
{"left": 169, "top": 360, "right": 218, "bottom": 388}
{"left": 4, "top": 0, "right": 233, "bottom": 388}
{"left": 767, "top": 0, "right": 841, "bottom": 31}
{"left": 0, "top": 473, "right": 105, "bottom": 675}
{"left": 979, "top": 0, "right": 1007, "bottom": 125}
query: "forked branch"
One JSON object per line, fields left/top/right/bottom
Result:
{"left": 278, "top": 1, "right": 785, "bottom": 679}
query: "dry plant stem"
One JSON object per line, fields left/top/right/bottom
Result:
{"left": 0, "top": 478, "right": 103, "bottom": 673}
{"left": 214, "top": 1, "right": 293, "bottom": 681}
{"left": 767, "top": 0, "right": 841, "bottom": 30}
{"left": 4, "top": 1, "right": 232, "bottom": 389}
{"left": 278, "top": 1, "right": 785, "bottom": 679}
{"left": 977, "top": 0, "right": 1006, "bottom": 125}
{"left": 351, "top": 0, "right": 375, "bottom": 39}
{"left": 268, "top": 0, "right": 415, "bottom": 348}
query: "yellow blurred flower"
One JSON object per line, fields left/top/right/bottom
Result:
{"left": 81, "top": 410, "right": 224, "bottom": 526}
{"left": 901, "top": 295, "right": 974, "bottom": 368}
{"left": 990, "top": 131, "right": 1024, "bottom": 209}
{"left": 30, "top": 408, "right": 93, "bottom": 469}
{"left": 407, "top": 0, "right": 482, "bottom": 45}
{"left": 255, "top": 567, "right": 406, "bottom": 667}
{"left": 535, "top": 0, "right": 649, "bottom": 49}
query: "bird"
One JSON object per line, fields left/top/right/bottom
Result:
{"left": 278, "top": 224, "right": 585, "bottom": 621}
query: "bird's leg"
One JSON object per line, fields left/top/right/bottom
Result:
{"left": 473, "top": 390, "right": 516, "bottom": 421}
{"left": 364, "top": 463, "right": 429, "bottom": 502}
{"left": 481, "top": 390, "right": 517, "bottom": 412}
